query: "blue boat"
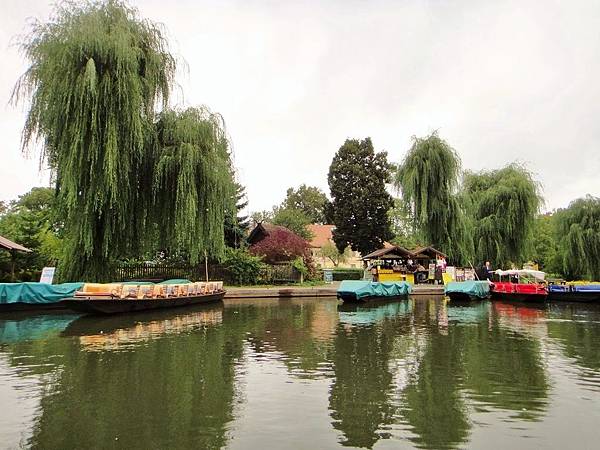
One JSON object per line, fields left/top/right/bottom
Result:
{"left": 336, "top": 280, "right": 412, "bottom": 303}
{"left": 547, "top": 284, "right": 600, "bottom": 303}
{"left": 445, "top": 280, "right": 491, "bottom": 302}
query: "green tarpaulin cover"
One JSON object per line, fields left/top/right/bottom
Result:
{"left": 337, "top": 280, "right": 412, "bottom": 299}
{"left": 444, "top": 281, "right": 491, "bottom": 299}
{"left": 0, "top": 282, "right": 84, "bottom": 305}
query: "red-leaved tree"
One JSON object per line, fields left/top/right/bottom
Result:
{"left": 250, "top": 227, "right": 309, "bottom": 263}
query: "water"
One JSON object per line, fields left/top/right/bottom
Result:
{"left": 1, "top": 297, "right": 600, "bottom": 449}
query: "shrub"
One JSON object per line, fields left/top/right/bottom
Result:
{"left": 250, "top": 227, "right": 309, "bottom": 263}
{"left": 332, "top": 269, "right": 363, "bottom": 281}
{"left": 222, "top": 248, "right": 265, "bottom": 286}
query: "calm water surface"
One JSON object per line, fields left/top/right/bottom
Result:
{"left": 1, "top": 297, "right": 600, "bottom": 449}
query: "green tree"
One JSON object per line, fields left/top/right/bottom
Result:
{"left": 328, "top": 138, "right": 393, "bottom": 255}
{"left": 463, "top": 164, "right": 542, "bottom": 268}
{"left": 554, "top": 196, "right": 600, "bottom": 280}
{"left": 319, "top": 241, "right": 352, "bottom": 267}
{"left": 527, "top": 214, "right": 559, "bottom": 273}
{"left": 388, "top": 198, "right": 424, "bottom": 249}
{"left": 282, "top": 184, "right": 329, "bottom": 224}
{"left": 272, "top": 207, "right": 314, "bottom": 240}
{"left": 224, "top": 182, "right": 250, "bottom": 248}
{"left": 14, "top": 1, "right": 233, "bottom": 281}
{"left": 0, "top": 187, "right": 61, "bottom": 280}
{"left": 395, "top": 132, "right": 471, "bottom": 263}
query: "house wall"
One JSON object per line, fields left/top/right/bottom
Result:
{"left": 310, "top": 248, "right": 363, "bottom": 269}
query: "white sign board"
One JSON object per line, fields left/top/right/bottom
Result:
{"left": 39, "top": 267, "right": 56, "bottom": 284}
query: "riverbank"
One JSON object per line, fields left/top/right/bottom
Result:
{"left": 224, "top": 283, "right": 444, "bottom": 298}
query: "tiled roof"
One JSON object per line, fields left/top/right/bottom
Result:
{"left": 306, "top": 224, "right": 335, "bottom": 248}
{"left": 0, "top": 234, "right": 32, "bottom": 252}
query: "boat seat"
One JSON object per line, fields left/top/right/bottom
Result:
{"left": 75, "top": 283, "right": 122, "bottom": 297}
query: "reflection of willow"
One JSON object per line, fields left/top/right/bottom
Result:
{"left": 400, "top": 300, "right": 549, "bottom": 449}
{"left": 460, "top": 303, "right": 549, "bottom": 420}
{"left": 329, "top": 302, "right": 413, "bottom": 449}
{"left": 400, "top": 304, "right": 471, "bottom": 450}
{"left": 21, "top": 305, "right": 246, "bottom": 450}
{"left": 546, "top": 303, "right": 600, "bottom": 374}
{"left": 63, "top": 306, "right": 224, "bottom": 352}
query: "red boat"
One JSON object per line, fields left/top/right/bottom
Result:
{"left": 490, "top": 269, "right": 547, "bottom": 302}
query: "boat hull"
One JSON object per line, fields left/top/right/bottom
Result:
{"left": 337, "top": 293, "right": 409, "bottom": 303}
{"left": 62, "top": 291, "right": 225, "bottom": 315}
{"left": 447, "top": 292, "right": 488, "bottom": 303}
{"left": 491, "top": 291, "right": 546, "bottom": 302}
{"left": 547, "top": 291, "right": 600, "bottom": 303}
{"left": 0, "top": 301, "right": 68, "bottom": 312}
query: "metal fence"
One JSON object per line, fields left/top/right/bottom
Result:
{"left": 115, "top": 262, "right": 301, "bottom": 285}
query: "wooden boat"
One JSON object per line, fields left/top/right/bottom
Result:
{"left": 61, "top": 281, "right": 225, "bottom": 315}
{"left": 547, "top": 284, "right": 600, "bottom": 303}
{"left": 445, "top": 280, "right": 491, "bottom": 302}
{"left": 490, "top": 270, "right": 547, "bottom": 302}
{"left": 336, "top": 280, "right": 411, "bottom": 303}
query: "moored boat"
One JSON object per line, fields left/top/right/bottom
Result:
{"left": 547, "top": 284, "right": 600, "bottom": 303}
{"left": 490, "top": 269, "right": 547, "bottom": 302}
{"left": 0, "top": 282, "right": 84, "bottom": 311}
{"left": 336, "top": 280, "right": 411, "bottom": 303}
{"left": 62, "top": 281, "right": 225, "bottom": 314}
{"left": 445, "top": 280, "right": 491, "bottom": 302}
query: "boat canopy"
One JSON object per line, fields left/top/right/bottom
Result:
{"left": 337, "top": 280, "right": 412, "bottom": 299}
{"left": 493, "top": 269, "right": 546, "bottom": 281}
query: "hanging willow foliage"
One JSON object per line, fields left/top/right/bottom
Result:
{"left": 463, "top": 164, "right": 541, "bottom": 268}
{"left": 151, "top": 107, "right": 235, "bottom": 264}
{"left": 554, "top": 196, "right": 600, "bottom": 280}
{"left": 13, "top": 1, "right": 234, "bottom": 281}
{"left": 394, "top": 132, "right": 471, "bottom": 263}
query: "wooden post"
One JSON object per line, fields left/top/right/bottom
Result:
{"left": 204, "top": 251, "right": 209, "bottom": 283}
{"left": 10, "top": 250, "right": 16, "bottom": 282}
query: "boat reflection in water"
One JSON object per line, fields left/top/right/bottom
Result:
{"left": 337, "top": 298, "right": 413, "bottom": 327}
{"left": 0, "top": 313, "right": 79, "bottom": 344}
{"left": 62, "top": 303, "right": 223, "bottom": 352}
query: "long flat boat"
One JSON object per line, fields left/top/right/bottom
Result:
{"left": 61, "top": 281, "right": 225, "bottom": 315}
{"left": 337, "top": 280, "right": 411, "bottom": 303}
{"left": 490, "top": 269, "right": 547, "bottom": 302}
{"left": 547, "top": 284, "right": 600, "bottom": 303}
{"left": 445, "top": 280, "right": 491, "bottom": 302}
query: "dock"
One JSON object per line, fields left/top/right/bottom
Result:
{"left": 224, "top": 284, "right": 444, "bottom": 299}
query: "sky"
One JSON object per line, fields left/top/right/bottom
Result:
{"left": 2, "top": 0, "right": 600, "bottom": 214}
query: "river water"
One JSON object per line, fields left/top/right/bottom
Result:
{"left": 1, "top": 297, "right": 599, "bottom": 449}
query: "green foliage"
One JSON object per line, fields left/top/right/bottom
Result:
{"left": 282, "top": 184, "right": 329, "bottom": 224}
{"left": 328, "top": 138, "right": 393, "bottom": 255}
{"left": 395, "top": 133, "right": 471, "bottom": 263}
{"left": 250, "top": 210, "right": 274, "bottom": 224}
{"left": 319, "top": 241, "right": 352, "bottom": 267}
{"left": 224, "top": 182, "right": 250, "bottom": 248}
{"left": 388, "top": 198, "right": 425, "bottom": 250}
{"left": 527, "top": 214, "right": 559, "bottom": 273}
{"left": 463, "top": 164, "right": 541, "bottom": 268}
{"left": 152, "top": 107, "right": 235, "bottom": 263}
{"left": 272, "top": 207, "right": 314, "bottom": 240}
{"left": 221, "top": 247, "right": 265, "bottom": 285}
{"left": 291, "top": 256, "right": 308, "bottom": 276}
{"left": 554, "top": 196, "right": 600, "bottom": 280}
{"left": 0, "top": 187, "right": 61, "bottom": 280}
{"left": 14, "top": 1, "right": 233, "bottom": 282}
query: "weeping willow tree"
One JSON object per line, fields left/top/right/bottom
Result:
{"left": 394, "top": 132, "right": 471, "bottom": 263}
{"left": 152, "top": 107, "right": 235, "bottom": 263}
{"left": 554, "top": 196, "right": 600, "bottom": 280}
{"left": 13, "top": 1, "right": 233, "bottom": 281}
{"left": 463, "top": 164, "right": 542, "bottom": 268}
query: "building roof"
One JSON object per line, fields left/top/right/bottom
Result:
{"left": 0, "top": 234, "right": 32, "bottom": 253}
{"left": 362, "top": 246, "right": 413, "bottom": 260}
{"left": 247, "top": 222, "right": 298, "bottom": 245}
{"left": 306, "top": 224, "right": 335, "bottom": 248}
{"left": 410, "top": 246, "right": 447, "bottom": 259}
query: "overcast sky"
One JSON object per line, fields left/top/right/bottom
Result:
{"left": 2, "top": 0, "right": 599, "bottom": 214}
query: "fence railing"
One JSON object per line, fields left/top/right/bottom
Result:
{"left": 114, "top": 262, "right": 301, "bottom": 285}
